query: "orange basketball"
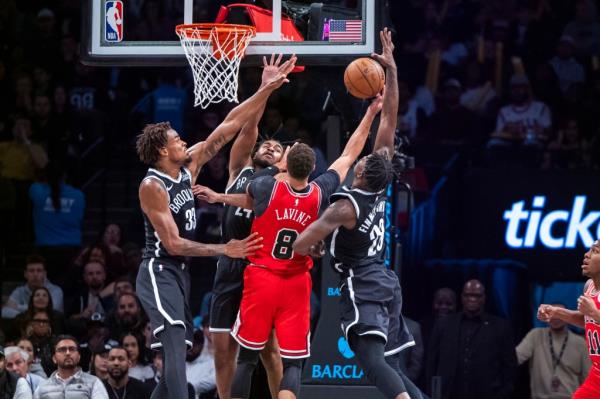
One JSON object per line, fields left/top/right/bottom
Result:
{"left": 344, "top": 58, "right": 385, "bottom": 99}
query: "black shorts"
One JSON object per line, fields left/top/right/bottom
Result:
{"left": 339, "top": 266, "right": 415, "bottom": 356}
{"left": 136, "top": 258, "right": 193, "bottom": 349}
{"left": 209, "top": 256, "right": 247, "bottom": 332}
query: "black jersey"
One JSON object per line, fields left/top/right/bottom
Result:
{"left": 141, "top": 167, "right": 196, "bottom": 262}
{"left": 221, "top": 167, "right": 255, "bottom": 242}
{"left": 329, "top": 186, "right": 387, "bottom": 270}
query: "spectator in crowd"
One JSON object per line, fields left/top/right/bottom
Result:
{"left": 33, "top": 335, "right": 108, "bottom": 399}
{"left": 131, "top": 72, "right": 186, "bottom": 132}
{"left": 17, "top": 340, "right": 46, "bottom": 379}
{"left": 0, "top": 346, "right": 32, "bottom": 399}
{"left": 563, "top": 0, "right": 600, "bottom": 56}
{"left": 487, "top": 74, "right": 552, "bottom": 163}
{"left": 103, "top": 346, "right": 152, "bottom": 399}
{"left": 106, "top": 293, "right": 145, "bottom": 339}
{"left": 397, "top": 78, "right": 425, "bottom": 140}
{"left": 12, "top": 74, "right": 34, "bottom": 116}
{"left": 74, "top": 243, "right": 125, "bottom": 284}
{"left": 425, "top": 279, "right": 517, "bottom": 399}
{"left": 0, "top": 115, "right": 48, "bottom": 182}
{"left": 185, "top": 329, "right": 216, "bottom": 397}
{"left": 102, "top": 224, "right": 123, "bottom": 255}
{"left": 549, "top": 35, "right": 586, "bottom": 93}
{"left": 29, "top": 163, "right": 85, "bottom": 282}
{"left": 426, "top": 78, "right": 476, "bottom": 145}
{"left": 398, "top": 317, "right": 425, "bottom": 383}
{"left": 459, "top": 62, "right": 498, "bottom": 119}
{"left": 4, "top": 346, "right": 45, "bottom": 393}
{"left": 24, "top": 311, "right": 56, "bottom": 376}
{"left": 120, "top": 333, "right": 153, "bottom": 382}
{"left": 2, "top": 256, "right": 64, "bottom": 319}
{"left": 420, "top": 287, "right": 457, "bottom": 347}
{"left": 543, "top": 117, "right": 589, "bottom": 170}
{"left": 516, "top": 303, "right": 590, "bottom": 398}
{"left": 66, "top": 261, "right": 110, "bottom": 323}
{"left": 80, "top": 325, "right": 112, "bottom": 374}
{"left": 89, "top": 346, "right": 110, "bottom": 381}
{"left": 14, "top": 287, "right": 65, "bottom": 340}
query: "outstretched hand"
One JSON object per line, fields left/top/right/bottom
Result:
{"left": 224, "top": 232, "right": 263, "bottom": 258}
{"left": 367, "top": 94, "right": 384, "bottom": 115}
{"left": 192, "top": 185, "right": 219, "bottom": 204}
{"left": 261, "top": 54, "right": 284, "bottom": 85}
{"left": 264, "top": 55, "right": 297, "bottom": 90}
{"left": 371, "top": 27, "right": 395, "bottom": 69}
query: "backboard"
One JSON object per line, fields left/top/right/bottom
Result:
{"left": 81, "top": 0, "right": 378, "bottom": 66}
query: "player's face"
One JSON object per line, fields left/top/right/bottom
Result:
{"left": 352, "top": 156, "right": 369, "bottom": 189}
{"left": 582, "top": 241, "right": 600, "bottom": 277}
{"left": 254, "top": 140, "right": 284, "bottom": 167}
{"left": 165, "top": 129, "right": 191, "bottom": 165}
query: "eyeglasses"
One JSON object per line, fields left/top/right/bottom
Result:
{"left": 32, "top": 319, "right": 50, "bottom": 324}
{"left": 55, "top": 346, "right": 78, "bottom": 354}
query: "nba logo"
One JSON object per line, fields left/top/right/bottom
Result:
{"left": 105, "top": 1, "right": 123, "bottom": 42}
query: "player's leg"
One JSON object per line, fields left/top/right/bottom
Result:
{"left": 386, "top": 353, "right": 423, "bottom": 399}
{"left": 231, "top": 347, "right": 260, "bottom": 399}
{"left": 152, "top": 323, "right": 188, "bottom": 399}
{"left": 274, "top": 271, "right": 312, "bottom": 399}
{"left": 212, "top": 333, "right": 239, "bottom": 399}
{"left": 348, "top": 331, "right": 410, "bottom": 399}
{"left": 573, "top": 370, "right": 600, "bottom": 399}
{"left": 210, "top": 259, "right": 246, "bottom": 399}
{"left": 260, "top": 330, "right": 283, "bottom": 399}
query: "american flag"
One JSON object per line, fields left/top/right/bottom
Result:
{"left": 328, "top": 20, "right": 363, "bottom": 42}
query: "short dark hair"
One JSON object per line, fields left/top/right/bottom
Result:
{"left": 108, "top": 346, "right": 129, "bottom": 358}
{"left": 25, "top": 254, "right": 46, "bottom": 268}
{"left": 287, "top": 143, "right": 315, "bottom": 180}
{"left": 136, "top": 122, "right": 171, "bottom": 165}
{"left": 53, "top": 335, "right": 79, "bottom": 353}
{"left": 363, "top": 153, "right": 394, "bottom": 192}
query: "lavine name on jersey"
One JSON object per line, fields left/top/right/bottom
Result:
{"left": 169, "top": 188, "right": 194, "bottom": 214}
{"left": 358, "top": 201, "right": 386, "bottom": 233}
{"left": 275, "top": 208, "right": 312, "bottom": 226}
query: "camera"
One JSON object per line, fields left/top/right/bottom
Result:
{"left": 394, "top": 135, "right": 415, "bottom": 173}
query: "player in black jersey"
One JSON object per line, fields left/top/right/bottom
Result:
{"left": 134, "top": 56, "right": 296, "bottom": 399}
{"left": 294, "top": 30, "right": 422, "bottom": 399}
{"left": 195, "top": 55, "right": 287, "bottom": 399}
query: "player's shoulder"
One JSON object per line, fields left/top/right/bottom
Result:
{"left": 584, "top": 279, "right": 594, "bottom": 293}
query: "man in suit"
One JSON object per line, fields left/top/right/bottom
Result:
{"left": 425, "top": 279, "right": 517, "bottom": 399}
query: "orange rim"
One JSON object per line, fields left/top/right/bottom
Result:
{"left": 175, "top": 23, "right": 256, "bottom": 40}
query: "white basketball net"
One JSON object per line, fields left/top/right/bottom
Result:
{"left": 176, "top": 24, "right": 255, "bottom": 109}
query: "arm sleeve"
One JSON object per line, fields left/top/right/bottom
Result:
{"left": 14, "top": 378, "right": 33, "bottom": 399}
{"left": 313, "top": 170, "right": 341, "bottom": 201}
{"left": 515, "top": 329, "right": 536, "bottom": 365}
{"left": 247, "top": 175, "right": 276, "bottom": 218}
{"left": 92, "top": 377, "right": 109, "bottom": 399}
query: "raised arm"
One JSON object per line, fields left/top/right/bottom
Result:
{"left": 192, "top": 185, "right": 254, "bottom": 210}
{"left": 293, "top": 199, "right": 357, "bottom": 256}
{"left": 139, "top": 179, "right": 261, "bottom": 258}
{"left": 371, "top": 28, "right": 398, "bottom": 159}
{"left": 187, "top": 56, "right": 297, "bottom": 179}
{"left": 228, "top": 54, "right": 284, "bottom": 181}
{"left": 327, "top": 95, "right": 383, "bottom": 182}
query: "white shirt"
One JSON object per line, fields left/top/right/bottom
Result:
{"left": 185, "top": 347, "right": 216, "bottom": 395}
{"left": 495, "top": 101, "right": 552, "bottom": 135}
{"left": 14, "top": 378, "right": 33, "bottom": 399}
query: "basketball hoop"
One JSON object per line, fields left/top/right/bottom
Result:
{"left": 176, "top": 23, "right": 256, "bottom": 108}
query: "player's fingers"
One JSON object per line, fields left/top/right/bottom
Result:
{"left": 270, "top": 53, "right": 275, "bottom": 65}
{"left": 371, "top": 53, "right": 384, "bottom": 64}
{"left": 263, "top": 56, "right": 268, "bottom": 67}
{"left": 276, "top": 53, "right": 283, "bottom": 65}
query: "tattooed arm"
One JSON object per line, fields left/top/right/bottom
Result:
{"left": 139, "top": 178, "right": 262, "bottom": 258}
{"left": 186, "top": 56, "right": 297, "bottom": 180}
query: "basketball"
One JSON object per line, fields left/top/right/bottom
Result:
{"left": 344, "top": 58, "right": 385, "bottom": 99}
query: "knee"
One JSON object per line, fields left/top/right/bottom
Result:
{"left": 280, "top": 358, "right": 302, "bottom": 396}
{"left": 260, "top": 347, "right": 282, "bottom": 372}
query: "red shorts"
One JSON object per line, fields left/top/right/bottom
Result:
{"left": 231, "top": 265, "right": 311, "bottom": 358}
{"left": 573, "top": 367, "right": 600, "bottom": 399}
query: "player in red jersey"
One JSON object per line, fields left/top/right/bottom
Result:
{"left": 194, "top": 95, "right": 383, "bottom": 399}
{"left": 538, "top": 240, "right": 600, "bottom": 398}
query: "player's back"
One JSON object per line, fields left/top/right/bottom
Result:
{"left": 221, "top": 167, "right": 255, "bottom": 242}
{"left": 330, "top": 186, "right": 387, "bottom": 270}
{"left": 141, "top": 167, "right": 196, "bottom": 263}
{"left": 248, "top": 177, "right": 323, "bottom": 275}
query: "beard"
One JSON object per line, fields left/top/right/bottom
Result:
{"left": 253, "top": 155, "right": 271, "bottom": 169}
{"left": 109, "top": 368, "right": 127, "bottom": 381}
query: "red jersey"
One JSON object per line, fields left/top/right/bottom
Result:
{"left": 248, "top": 179, "right": 322, "bottom": 275}
{"left": 584, "top": 282, "right": 600, "bottom": 372}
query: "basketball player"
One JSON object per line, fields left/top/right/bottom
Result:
{"left": 538, "top": 240, "right": 600, "bottom": 399}
{"left": 202, "top": 55, "right": 287, "bottom": 399}
{"left": 194, "top": 95, "right": 384, "bottom": 399}
{"left": 134, "top": 56, "right": 296, "bottom": 399}
{"left": 293, "top": 28, "right": 422, "bottom": 399}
